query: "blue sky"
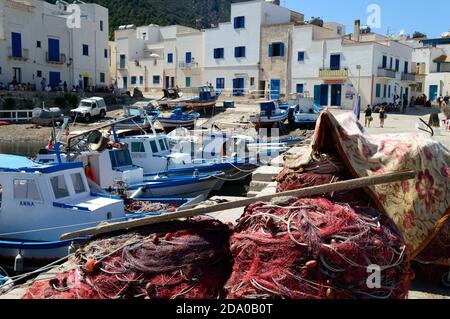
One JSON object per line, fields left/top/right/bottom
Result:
{"left": 283, "top": 0, "right": 450, "bottom": 38}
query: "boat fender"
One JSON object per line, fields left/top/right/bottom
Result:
{"left": 14, "top": 252, "right": 24, "bottom": 273}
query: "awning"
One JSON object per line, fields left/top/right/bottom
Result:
{"left": 433, "top": 55, "right": 450, "bottom": 63}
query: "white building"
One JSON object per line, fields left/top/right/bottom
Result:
{"left": 291, "top": 20, "right": 415, "bottom": 110}
{"left": 0, "top": 0, "right": 109, "bottom": 90}
{"left": 113, "top": 24, "right": 204, "bottom": 93}
{"left": 203, "top": 0, "right": 301, "bottom": 96}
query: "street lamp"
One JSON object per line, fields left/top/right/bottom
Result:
{"left": 356, "top": 65, "right": 361, "bottom": 98}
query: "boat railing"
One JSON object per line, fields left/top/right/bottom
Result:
{"left": 0, "top": 109, "right": 34, "bottom": 123}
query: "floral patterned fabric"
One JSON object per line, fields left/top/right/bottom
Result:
{"left": 311, "top": 110, "right": 450, "bottom": 260}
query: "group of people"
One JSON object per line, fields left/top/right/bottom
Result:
{"left": 364, "top": 105, "right": 386, "bottom": 128}
{"left": 0, "top": 77, "right": 35, "bottom": 91}
{"left": 437, "top": 95, "right": 450, "bottom": 108}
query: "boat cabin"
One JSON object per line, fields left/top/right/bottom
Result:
{"left": 0, "top": 155, "right": 124, "bottom": 242}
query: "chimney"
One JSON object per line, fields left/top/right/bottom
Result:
{"left": 354, "top": 20, "right": 361, "bottom": 42}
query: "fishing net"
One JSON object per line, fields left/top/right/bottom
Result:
{"left": 124, "top": 200, "right": 179, "bottom": 214}
{"left": 23, "top": 218, "right": 232, "bottom": 299}
{"left": 225, "top": 197, "right": 411, "bottom": 299}
{"left": 276, "top": 153, "right": 372, "bottom": 207}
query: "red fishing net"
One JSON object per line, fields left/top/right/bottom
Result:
{"left": 23, "top": 218, "right": 232, "bottom": 299}
{"left": 225, "top": 197, "right": 411, "bottom": 299}
{"left": 276, "top": 153, "right": 372, "bottom": 207}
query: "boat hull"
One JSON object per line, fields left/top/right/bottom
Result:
{"left": 249, "top": 112, "right": 289, "bottom": 128}
{"left": 158, "top": 118, "right": 196, "bottom": 130}
{"left": 187, "top": 99, "right": 219, "bottom": 111}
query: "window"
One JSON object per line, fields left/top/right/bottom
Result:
{"left": 82, "top": 44, "right": 89, "bottom": 56}
{"left": 186, "top": 77, "right": 191, "bottom": 88}
{"left": 11, "top": 32, "right": 22, "bottom": 58}
{"left": 250, "top": 77, "right": 255, "bottom": 86}
{"left": 388, "top": 85, "right": 391, "bottom": 98}
{"left": 131, "top": 142, "right": 145, "bottom": 153}
{"left": 395, "top": 59, "right": 400, "bottom": 72}
{"left": 158, "top": 139, "right": 167, "bottom": 151}
{"left": 216, "top": 78, "right": 225, "bottom": 90}
{"left": 376, "top": 84, "right": 381, "bottom": 97}
{"left": 383, "top": 84, "right": 387, "bottom": 98}
{"left": 167, "top": 53, "right": 173, "bottom": 63}
{"left": 390, "top": 57, "right": 393, "bottom": 70}
{"left": 153, "top": 75, "right": 160, "bottom": 84}
{"left": 131, "top": 76, "right": 137, "bottom": 85}
{"left": 140, "top": 76, "right": 144, "bottom": 85}
{"left": 234, "top": 16, "right": 245, "bottom": 29}
{"left": 234, "top": 46, "right": 246, "bottom": 58}
{"left": 214, "top": 48, "right": 224, "bottom": 59}
{"left": 109, "top": 150, "right": 133, "bottom": 169}
{"left": 296, "top": 84, "right": 304, "bottom": 94}
{"left": 100, "top": 73, "right": 105, "bottom": 83}
{"left": 149, "top": 140, "right": 158, "bottom": 153}
{"left": 104, "top": 48, "right": 108, "bottom": 59}
{"left": 37, "top": 41, "right": 41, "bottom": 48}
{"left": 50, "top": 176, "right": 70, "bottom": 199}
{"left": 14, "top": 179, "right": 41, "bottom": 201}
{"left": 298, "top": 51, "right": 305, "bottom": 61}
{"left": 37, "top": 70, "right": 42, "bottom": 78}
{"left": 404, "top": 61, "right": 409, "bottom": 73}
{"left": 100, "top": 20, "right": 104, "bottom": 31}
{"left": 330, "top": 54, "right": 341, "bottom": 70}
{"left": 71, "top": 173, "right": 86, "bottom": 194}
{"left": 119, "top": 54, "right": 126, "bottom": 68}
{"left": 186, "top": 52, "right": 192, "bottom": 64}
{"left": 382, "top": 55, "right": 387, "bottom": 68}
{"left": 269, "top": 42, "right": 285, "bottom": 57}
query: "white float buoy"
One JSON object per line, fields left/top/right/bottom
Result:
{"left": 14, "top": 252, "right": 24, "bottom": 273}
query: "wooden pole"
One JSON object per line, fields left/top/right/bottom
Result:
{"left": 60, "top": 170, "right": 416, "bottom": 240}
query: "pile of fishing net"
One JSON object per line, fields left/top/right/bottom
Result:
{"left": 276, "top": 153, "right": 371, "bottom": 207}
{"left": 225, "top": 197, "right": 411, "bottom": 299}
{"left": 124, "top": 200, "right": 179, "bottom": 214}
{"left": 23, "top": 218, "right": 232, "bottom": 299}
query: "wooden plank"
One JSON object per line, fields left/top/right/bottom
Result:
{"left": 60, "top": 170, "right": 416, "bottom": 240}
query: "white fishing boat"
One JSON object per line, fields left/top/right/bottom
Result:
{"left": 249, "top": 101, "right": 290, "bottom": 128}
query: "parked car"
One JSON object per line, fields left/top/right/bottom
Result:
{"left": 70, "top": 97, "right": 107, "bottom": 122}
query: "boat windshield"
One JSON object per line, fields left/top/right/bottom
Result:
{"left": 109, "top": 149, "right": 133, "bottom": 169}
{"left": 14, "top": 179, "right": 41, "bottom": 201}
{"left": 50, "top": 175, "right": 70, "bottom": 199}
{"left": 71, "top": 173, "right": 86, "bottom": 194}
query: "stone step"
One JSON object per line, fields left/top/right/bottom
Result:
{"left": 251, "top": 166, "right": 283, "bottom": 182}
{"left": 249, "top": 181, "right": 271, "bottom": 192}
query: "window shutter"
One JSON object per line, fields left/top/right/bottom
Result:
{"left": 280, "top": 43, "right": 285, "bottom": 57}
{"left": 268, "top": 44, "right": 273, "bottom": 57}
{"left": 235, "top": 47, "right": 239, "bottom": 57}
{"left": 234, "top": 17, "right": 238, "bottom": 29}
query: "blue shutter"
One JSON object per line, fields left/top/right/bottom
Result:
{"left": 280, "top": 43, "right": 285, "bottom": 57}
{"left": 268, "top": 44, "right": 273, "bottom": 57}
{"left": 330, "top": 54, "right": 340, "bottom": 70}
{"left": 49, "top": 72, "right": 60, "bottom": 87}
{"left": 234, "top": 17, "right": 238, "bottom": 29}
{"left": 235, "top": 47, "right": 239, "bottom": 57}
{"left": 241, "top": 17, "right": 245, "bottom": 28}
{"left": 48, "top": 38, "right": 60, "bottom": 62}
{"left": 11, "top": 32, "right": 22, "bottom": 58}
{"left": 186, "top": 52, "right": 192, "bottom": 63}
{"left": 376, "top": 84, "right": 381, "bottom": 97}
{"left": 382, "top": 56, "right": 387, "bottom": 68}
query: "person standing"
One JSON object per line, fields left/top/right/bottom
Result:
{"left": 364, "top": 105, "right": 373, "bottom": 128}
{"left": 379, "top": 106, "right": 386, "bottom": 128}
{"left": 402, "top": 94, "right": 408, "bottom": 114}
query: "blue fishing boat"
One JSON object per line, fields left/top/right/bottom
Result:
{"left": 114, "top": 103, "right": 160, "bottom": 131}
{"left": 249, "top": 101, "right": 290, "bottom": 128}
{"left": 186, "top": 85, "right": 221, "bottom": 111}
{"left": 292, "top": 103, "right": 323, "bottom": 128}
{"left": 157, "top": 108, "right": 200, "bottom": 131}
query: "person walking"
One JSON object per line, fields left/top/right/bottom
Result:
{"left": 379, "top": 106, "right": 386, "bottom": 128}
{"left": 364, "top": 105, "right": 373, "bottom": 128}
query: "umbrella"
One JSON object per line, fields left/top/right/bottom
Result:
{"left": 353, "top": 95, "right": 361, "bottom": 120}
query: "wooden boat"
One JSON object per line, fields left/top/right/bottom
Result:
{"left": 186, "top": 85, "right": 221, "bottom": 111}
{"left": 249, "top": 101, "right": 290, "bottom": 128}
{"left": 32, "top": 107, "right": 64, "bottom": 126}
{"left": 157, "top": 108, "right": 200, "bottom": 131}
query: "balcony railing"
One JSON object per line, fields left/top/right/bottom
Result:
{"left": 8, "top": 47, "right": 29, "bottom": 61}
{"left": 319, "top": 68, "right": 348, "bottom": 78}
{"left": 46, "top": 52, "right": 67, "bottom": 64}
{"left": 377, "top": 67, "right": 396, "bottom": 78}
{"left": 179, "top": 61, "right": 198, "bottom": 69}
{"left": 401, "top": 72, "right": 416, "bottom": 82}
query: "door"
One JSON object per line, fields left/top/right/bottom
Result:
{"left": 331, "top": 84, "right": 342, "bottom": 107}
{"left": 171, "top": 77, "right": 175, "bottom": 88}
{"left": 13, "top": 67, "right": 22, "bottom": 83}
{"left": 83, "top": 77, "right": 89, "bottom": 90}
{"left": 123, "top": 77, "right": 128, "bottom": 89}
{"left": 233, "top": 78, "right": 244, "bottom": 96}
{"left": 429, "top": 85, "right": 438, "bottom": 101}
{"left": 11, "top": 32, "right": 22, "bottom": 58}
{"left": 165, "top": 76, "right": 170, "bottom": 89}
{"left": 314, "top": 85, "right": 321, "bottom": 105}
{"left": 49, "top": 72, "right": 60, "bottom": 87}
{"left": 320, "top": 84, "right": 329, "bottom": 106}
{"left": 330, "top": 54, "right": 341, "bottom": 70}
{"left": 186, "top": 52, "right": 192, "bottom": 64}
{"left": 48, "top": 38, "right": 60, "bottom": 62}
{"left": 270, "top": 79, "right": 281, "bottom": 100}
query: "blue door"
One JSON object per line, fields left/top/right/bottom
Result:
{"left": 233, "top": 78, "right": 244, "bottom": 96}
{"left": 48, "top": 38, "right": 60, "bottom": 62}
{"left": 314, "top": 85, "right": 321, "bottom": 105}
{"left": 320, "top": 84, "right": 329, "bottom": 106}
{"left": 429, "top": 85, "right": 438, "bottom": 101}
{"left": 330, "top": 54, "right": 341, "bottom": 70}
{"left": 270, "top": 79, "right": 281, "bottom": 100}
{"left": 331, "top": 84, "right": 342, "bottom": 107}
{"left": 123, "top": 77, "right": 128, "bottom": 89}
{"left": 49, "top": 72, "right": 60, "bottom": 87}
{"left": 186, "top": 52, "right": 192, "bottom": 64}
{"left": 11, "top": 32, "right": 22, "bottom": 58}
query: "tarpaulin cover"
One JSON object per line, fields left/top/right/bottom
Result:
{"left": 283, "top": 110, "right": 450, "bottom": 264}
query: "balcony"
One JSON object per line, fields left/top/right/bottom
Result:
{"left": 179, "top": 61, "right": 198, "bottom": 69}
{"left": 8, "top": 47, "right": 29, "bottom": 61}
{"left": 319, "top": 68, "right": 348, "bottom": 79}
{"left": 46, "top": 52, "right": 66, "bottom": 65}
{"left": 377, "top": 67, "right": 396, "bottom": 78}
{"left": 401, "top": 72, "right": 416, "bottom": 82}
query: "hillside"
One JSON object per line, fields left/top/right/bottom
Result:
{"left": 47, "top": 0, "right": 247, "bottom": 39}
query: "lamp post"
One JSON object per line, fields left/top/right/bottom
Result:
{"left": 356, "top": 64, "right": 361, "bottom": 98}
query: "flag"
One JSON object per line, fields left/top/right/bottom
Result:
{"left": 47, "top": 130, "right": 55, "bottom": 150}
{"left": 353, "top": 95, "right": 361, "bottom": 120}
